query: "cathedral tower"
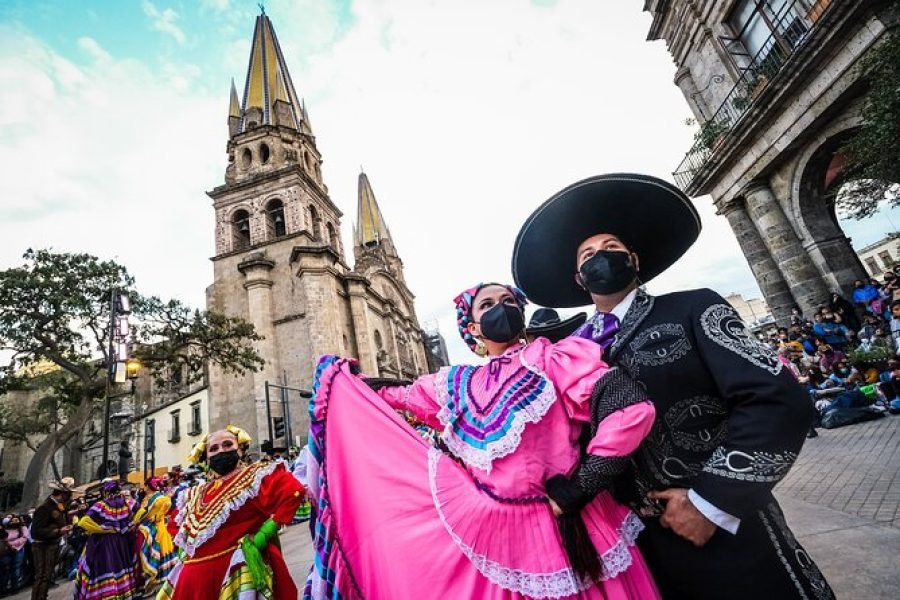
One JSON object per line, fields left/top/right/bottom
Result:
{"left": 206, "top": 10, "right": 428, "bottom": 449}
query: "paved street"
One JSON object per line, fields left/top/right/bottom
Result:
{"left": 12, "top": 418, "right": 900, "bottom": 599}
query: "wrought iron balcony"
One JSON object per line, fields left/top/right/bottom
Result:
{"left": 673, "top": 0, "right": 831, "bottom": 192}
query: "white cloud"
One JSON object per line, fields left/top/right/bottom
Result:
{"left": 1, "top": 1, "right": 776, "bottom": 367}
{"left": 142, "top": 1, "right": 187, "bottom": 45}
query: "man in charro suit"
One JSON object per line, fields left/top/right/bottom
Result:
{"left": 513, "top": 173, "right": 834, "bottom": 599}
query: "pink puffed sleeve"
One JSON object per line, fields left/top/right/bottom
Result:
{"left": 540, "top": 337, "right": 655, "bottom": 457}
{"left": 374, "top": 373, "right": 443, "bottom": 430}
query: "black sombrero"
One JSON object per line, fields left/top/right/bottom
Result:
{"left": 512, "top": 173, "right": 701, "bottom": 308}
{"left": 526, "top": 308, "right": 587, "bottom": 343}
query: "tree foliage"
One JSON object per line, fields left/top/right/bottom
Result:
{"left": 839, "top": 32, "right": 900, "bottom": 220}
{"left": 0, "top": 249, "right": 264, "bottom": 508}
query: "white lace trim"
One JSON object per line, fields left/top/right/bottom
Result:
{"left": 598, "top": 511, "right": 644, "bottom": 581}
{"left": 174, "top": 462, "right": 281, "bottom": 557}
{"left": 428, "top": 447, "right": 592, "bottom": 598}
{"left": 434, "top": 352, "right": 557, "bottom": 473}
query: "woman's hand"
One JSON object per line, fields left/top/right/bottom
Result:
{"left": 548, "top": 498, "right": 563, "bottom": 518}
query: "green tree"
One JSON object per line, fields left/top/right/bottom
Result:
{"left": 0, "top": 249, "right": 264, "bottom": 508}
{"left": 840, "top": 32, "right": 900, "bottom": 219}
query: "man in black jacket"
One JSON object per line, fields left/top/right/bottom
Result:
{"left": 30, "top": 478, "right": 75, "bottom": 600}
{"left": 513, "top": 173, "right": 833, "bottom": 599}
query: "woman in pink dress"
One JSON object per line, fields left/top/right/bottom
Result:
{"left": 304, "top": 283, "right": 660, "bottom": 599}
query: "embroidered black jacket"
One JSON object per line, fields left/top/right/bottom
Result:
{"left": 605, "top": 288, "right": 814, "bottom": 519}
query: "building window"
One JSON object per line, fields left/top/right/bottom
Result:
{"left": 267, "top": 199, "right": 286, "bottom": 238}
{"left": 326, "top": 222, "right": 337, "bottom": 248}
{"left": 260, "top": 143, "right": 271, "bottom": 164}
{"left": 189, "top": 401, "right": 202, "bottom": 436}
{"left": 865, "top": 257, "right": 881, "bottom": 274}
{"left": 725, "top": 0, "right": 807, "bottom": 73}
{"left": 145, "top": 419, "right": 156, "bottom": 451}
{"left": 233, "top": 209, "right": 251, "bottom": 250}
{"left": 169, "top": 410, "right": 180, "bottom": 443}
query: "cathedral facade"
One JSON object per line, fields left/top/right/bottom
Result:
{"left": 205, "top": 11, "right": 429, "bottom": 448}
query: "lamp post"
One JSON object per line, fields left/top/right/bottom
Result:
{"left": 100, "top": 290, "right": 135, "bottom": 479}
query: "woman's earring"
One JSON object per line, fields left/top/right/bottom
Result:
{"left": 474, "top": 338, "right": 488, "bottom": 357}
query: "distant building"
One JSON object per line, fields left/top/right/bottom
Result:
{"left": 129, "top": 387, "right": 209, "bottom": 480}
{"left": 725, "top": 293, "right": 773, "bottom": 326}
{"left": 422, "top": 329, "right": 450, "bottom": 373}
{"left": 858, "top": 233, "right": 900, "bottom": 275}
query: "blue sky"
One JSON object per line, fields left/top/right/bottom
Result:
{"left": 1, "top": 0, "right": 896, "bottom": 363}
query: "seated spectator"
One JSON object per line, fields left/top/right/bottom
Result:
{"left": 818, "top": 344, "right": 846, "bottom": 372}
{"left": 885, "top": 271, "right": 900, "bottom": 299}
{"left": 890, "top": 300, "right": 900, "bottom": 353}
{"left": 853, "top": 279, "right": 880, "bottom": 313}
{"left": 813, "top": 312, "right": 850, "bottom": 349}
{"left": 826, "top": 360, "right": 855, "bottom": 387}
{"left": 858, "top": 315, "right": 882, "bottom": 346}
{"left": 830, "top": 292, "right": 861, "bottom": 332}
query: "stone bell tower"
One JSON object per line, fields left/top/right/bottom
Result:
{"left": 205, "top": 10, "right": 429, "bottom": 449}
{"left": 206, "top": 9, "right": 347, "bottom": 447}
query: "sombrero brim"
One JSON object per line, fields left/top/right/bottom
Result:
{"left": 526, "top": 312, "right": 587, "bottom": 343}
{"left": 512, "top": 173, "right": 701, "bottom": 308}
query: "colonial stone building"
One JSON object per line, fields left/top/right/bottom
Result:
{"left": 643, "top": 0, "right": 898, "bottom": 322}
{"left": 205, "top": 11, "right": 428, "bottom": 448}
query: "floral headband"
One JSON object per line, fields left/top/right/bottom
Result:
{"left": 453, "top": 283, "right": 528, "bottom": 351}
{"left": 187, "top": 424, "right": 253, "bottom": 464}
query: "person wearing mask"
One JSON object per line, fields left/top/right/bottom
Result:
{"left": 30, "top": 478, "right": 76, "bottom": 600}
{"left": 817, "top": 344, "right": 847, "bottom": 372}
{"left": 511, "top": 173, "right": 832, "bottom": 599}
{"left": 159, "top": 426, "right": 303, "bottom": 600}
{"left": 812, "top": 311, "right": 849, "bottom": 350}
{"left": 305, "top": 283, "right": 660, "bottom": 599}
{"left": 852, "top": 279, "right": 879, "bottom": 314}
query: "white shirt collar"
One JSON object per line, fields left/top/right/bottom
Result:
{"left": 608, "top": 288, "right": 638, "bottom": 322}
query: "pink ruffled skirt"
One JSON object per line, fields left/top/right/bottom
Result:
{"left": 304, "top": 359, "right": 659, "bottom": 599}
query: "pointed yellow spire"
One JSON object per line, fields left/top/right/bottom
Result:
{"left": 238, "top": 10, "right": 304, "bottom": 132}
{"left": 228, "top": 78, "right": 240, "bottom": 119}
{"left": 356, "top": 169, "right": 393, "bottom": 249}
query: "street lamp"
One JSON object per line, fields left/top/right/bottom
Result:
{"left": 101, "top": 290, "right": 133, "bottom": 480}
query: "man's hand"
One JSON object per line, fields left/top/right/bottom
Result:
{"left": 647, "top": 488, "right": 717, "bottom": 547}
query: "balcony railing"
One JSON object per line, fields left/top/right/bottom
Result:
{"left": 673, "top": 0, "right": 826, "bottom": 192}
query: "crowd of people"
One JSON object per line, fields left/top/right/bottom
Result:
{"left": 764, "top": 269, "right": 900, "bottom": 430}
{"left": 10, "top": 172, "right": 864, "bottom": 599}
{"left": 4, "top": 440, "right": 311, "bottom": 600}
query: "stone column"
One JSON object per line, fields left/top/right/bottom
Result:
{"left": 718, "top": 197, "right": 795, "bottom": 322}
{"left": 346, "top": 276, "right": 378, "bottom": 376}
{"left": 238, "top": 255, "right": 278, "bottom": 443}
{"left": 741, "top": 180, "right": 830, "bottom": 318}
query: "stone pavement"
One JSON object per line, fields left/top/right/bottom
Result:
{"left": 11, "top": 418, "right": 900, "bottom": 599}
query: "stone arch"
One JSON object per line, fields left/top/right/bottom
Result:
{"left": 791, "top": 122, "right": 868, "bottom": 294}
{"left": 265, "top": 198, "right": 286, "bottom": 239}
{"left": 326, "top": 222, "right": 337, "bottom": 249}
{"left": 231, "top": 208, "right": 251, "bottom": 250}
{"left": 308, "top": 205, "right": 322, "bottom": 240}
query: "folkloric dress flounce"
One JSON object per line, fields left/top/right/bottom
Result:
{"left": 74, "top": 495, "right": 140, "bottom": 600}
{"left": 305, "top": 337, "right": 660, "bottom": 599}
{"left": 157, "top": 461, "right": 304, "bottom": 600}
{"left": 135, "top": 491, "right": 178, "bottom": 594}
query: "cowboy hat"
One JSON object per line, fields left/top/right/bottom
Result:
{"left": 526, "top": 308, "right": 587, "bottom": 343}
{"left": 512, "top": 173, "right": 701, "bottom": 308}
{"left": 48, "top": 477, "right": 76, "bottom": 493}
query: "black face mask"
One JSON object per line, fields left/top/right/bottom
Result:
{"left": 208, "top": 450, "right": 240, "bottom": 475}
{"left": 478, "top": 303, "right": 525, "bottom": 344}
{"left": 578, "top": 250, "right": 636, "bottom": 295}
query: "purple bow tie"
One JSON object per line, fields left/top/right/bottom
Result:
{"left": 575, "top": 312, "right": 620, "bottom": 352}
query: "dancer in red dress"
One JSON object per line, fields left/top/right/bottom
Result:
{"left": 158, "top": 425, "right": 304, "bottom": 600}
